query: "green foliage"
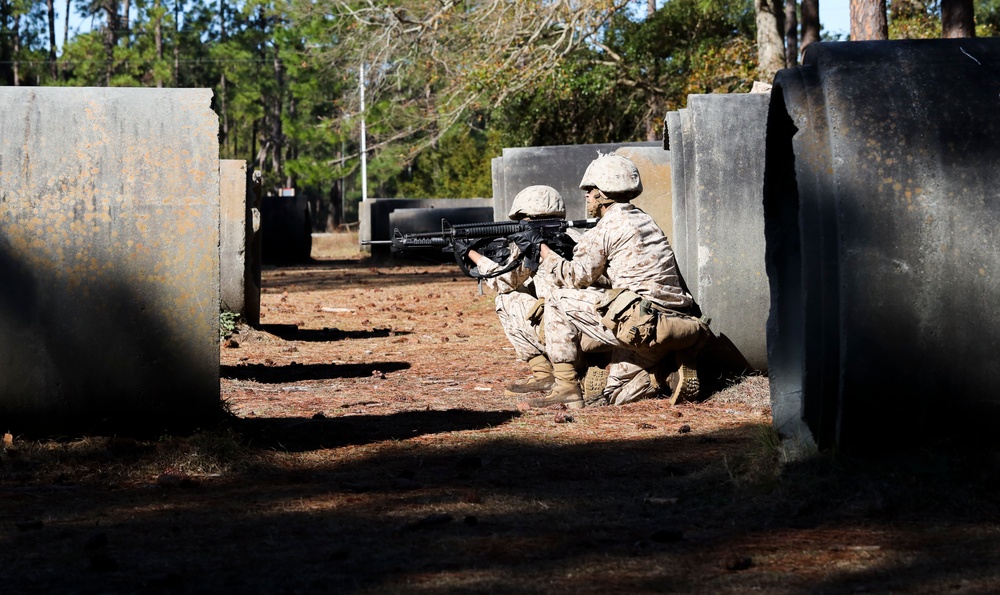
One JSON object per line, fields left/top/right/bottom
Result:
{"left": 13, "top": 0, "right": 767, "bottom": 212}
{"left": 397, "top": 126, "right": 500, "bottom": 198}
{"left": 977, "top": 0, "right": 1000, "bottom": 35}
{"left": 491, "top": 58, "right": 644, "bottom": 147}
{"left": 889, "top": 0, "right": 941, "bottom": 39}
{"left": 492, "top": 0, "right": 756, "bottom": 146}
{"left": 220, "top": 311, "right": 240, "bottom": 339}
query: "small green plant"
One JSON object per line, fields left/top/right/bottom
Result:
{"left": 219, "top": 311, "right": 240, "bottom": 339}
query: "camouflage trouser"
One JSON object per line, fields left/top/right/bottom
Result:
{"left": 544, "top": 287, "right": 673, "bottom": 405}
{"left": 494, "top": 291, "right": 544, "bottom": 362}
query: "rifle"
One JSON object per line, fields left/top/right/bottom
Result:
{"left": 362, "top": 217, "right": 599, "bottom": 280}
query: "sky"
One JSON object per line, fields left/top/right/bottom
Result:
{"left": 820, "top": 0, "right": 852, "bottom": 37}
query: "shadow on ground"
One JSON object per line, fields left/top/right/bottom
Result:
{"left": 3, "top": 417, "right": 1000, "bottom": 594}
{"left": 231, "top": 409, "right": 521, "bottom": 451}
{"left": 221, "top": 361, "right": 412, "bottom": 383}
{"left": 257, "top": 324, "right": 408, "bottom": 342}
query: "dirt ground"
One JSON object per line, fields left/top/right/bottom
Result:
{"left": 2, "top": 232, "right": 1000, "bottom": 594}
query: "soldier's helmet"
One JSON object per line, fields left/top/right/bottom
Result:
{"left": 578, "top": 154, "right": 643, "bottom": 200}
{"left": 508, "top": 185, "right": 566, "bottom": 220}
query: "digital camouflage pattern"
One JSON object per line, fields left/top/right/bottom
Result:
{"left": 578, "top": 154, "right": 642, "bottom": 196}
{"left": 538, "top": 202, "right": 691, "bottom": 310}
{"left": 508, "top": 185, "right": 566, "bottom": 220}
{"left": 539, "top": 202, "right": 694, "bottom": 404}
{"left": 476, "top": 185, "right": 570, "bottom": 363}
{"left": 477, "top": 227, "right": 584, "bottom": 362}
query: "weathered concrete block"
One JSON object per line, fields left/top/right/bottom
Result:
{"left": 668, "top": 109, "right": 700, "bottom": 298}
{"left": 613, "top": 146, "right": 673, "bottom": 240}
{"left": 491, "top": 142, "right": 665, "bottom": 225}
{"left": 0, "top": 87, "right": 220, "bottom": 435}
{"left": 666, "top": 94, "right": 770, "bottom": 374}
{"left": 220, "top": 160, "right": 261, "bottom": 325}
{"left": 765, "top": 39, "right": 1000, "bottom": 452}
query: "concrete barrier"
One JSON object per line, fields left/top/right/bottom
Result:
{"left": 613, "top": 147, "right": 673, "bottom": 238}
{"left": 666, "top": 94, "right": 770, "bottom": 374}
{"left": 220, "top": 160, "right": 262, "bottom": 324}
{"left": 765, "top": 39, "right": 1000, "bottom": 452}
{"left": 666, "top": 110, "right": 693, "bottom": 283}
{"left": 490, "top": 142, "right": 665, "bottom": 225}
{"left": 0, "top": 87, "right": 220, "bottom": 435}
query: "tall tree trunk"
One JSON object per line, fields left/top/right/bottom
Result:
{"left": 218, "top": 0, "right": 228, "bottom": 149}
{"left": 285, "top": 95, "right": 296, "bottom": 188}
{"left": 755, "top": 0, "right": 786, "bottom": 82}
{"left": 46, "top": 0, "right": 57, "bottom": 79}
{"left": 942, "top": 0, "right": 975, "bottom": 38}
{"left": 646, "top": 0, "right": 662, "bottom": 141}
{"left": 645, "top": 98, "right": 662, "bottom": 141}
{"left": 123, "top": 0, "right": 130, "bottom": 47}
{"left": 61, "top": 0, "right": 70, "bottom": 79}
{"left": 785, "top": 0, "right": 798, "bottom": 67}
{"left": 800, "top": 0, "right": 819, "bottom": 55}
{"left": 271, "top": 50, "right": 284, "bottom": 179}
{"left": 102, "top": 0, "right": 121, "bottom": 86}
{"left": 154, "top": 0, "right": 162, "bottom": 86}
{"left": 173, "top": 0, "right": 180, "bottom": 85}
{"left": 849, "top": 0, "right": 887, "bottom": 40}
{"left": 12, "top": 12, "right": 20, "bottom": 86}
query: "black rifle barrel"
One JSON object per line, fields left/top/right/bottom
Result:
{"left": 360, "top": 218, "right": 600, "bottom": 249}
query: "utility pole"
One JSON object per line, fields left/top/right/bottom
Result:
{"left": 360, "top": 63, "right": 368, "bottom": 202}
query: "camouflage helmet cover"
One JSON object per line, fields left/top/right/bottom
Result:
{"left": 578, "top": 154, "right": 643, "bottom": 196}
{"left": 508, "top": 185, "right": 566, "bottom": 220}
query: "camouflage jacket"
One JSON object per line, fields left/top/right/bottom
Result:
{"left": 476, "top": 228, "right": 586, "bottom": 300}
{"left": 538, "top": 202, "right": 692, "bottom": 310}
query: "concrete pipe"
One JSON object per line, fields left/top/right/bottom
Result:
{"left": 764, "top": 39, "right": 1000, "bottom": 453}
{"left": 0, "top": 88, "right": 220, "bottom": 436}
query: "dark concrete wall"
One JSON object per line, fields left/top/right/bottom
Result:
{"left": 261, "top": 193, "right": 312, "bottom": 264}
{"left": 765, "top": 39, "right": 1000, "bottom": 452}
{"left": 666, "top": 110, "right": 692, "bottom": 283}
{"left": 359, "top": 198, "right": 494, "bottom": 257}
{"left": 0, "top": 87, "right": 220, "bottom": 435}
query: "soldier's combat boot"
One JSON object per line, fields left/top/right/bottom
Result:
{"left": 666, "top": 365, "right": 699, "bottom": 405}
{"left": 504, "top": 355, "right": 555, "bottom": 396}
{"left": 521, "top": 363, "right": 583, "bottom": 409}
{"left": 667, "top": 329, "right": 711, "bottom": 405}
{"left": 582, "top": 365, "right": 609, "bottom": 406}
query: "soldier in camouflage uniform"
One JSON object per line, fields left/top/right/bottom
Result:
{"left": 523, "top": 154, "right": 708, "bottom": 409}
{"left": 465, "top": 185, "right": 585, "bottom": 396}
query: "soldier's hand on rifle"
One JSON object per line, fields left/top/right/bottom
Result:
{"left": 510, "top": 228, "right": 546, "bottom": 272}
{"left": 452, "top": 238, "right": 476, "bottom": 263}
